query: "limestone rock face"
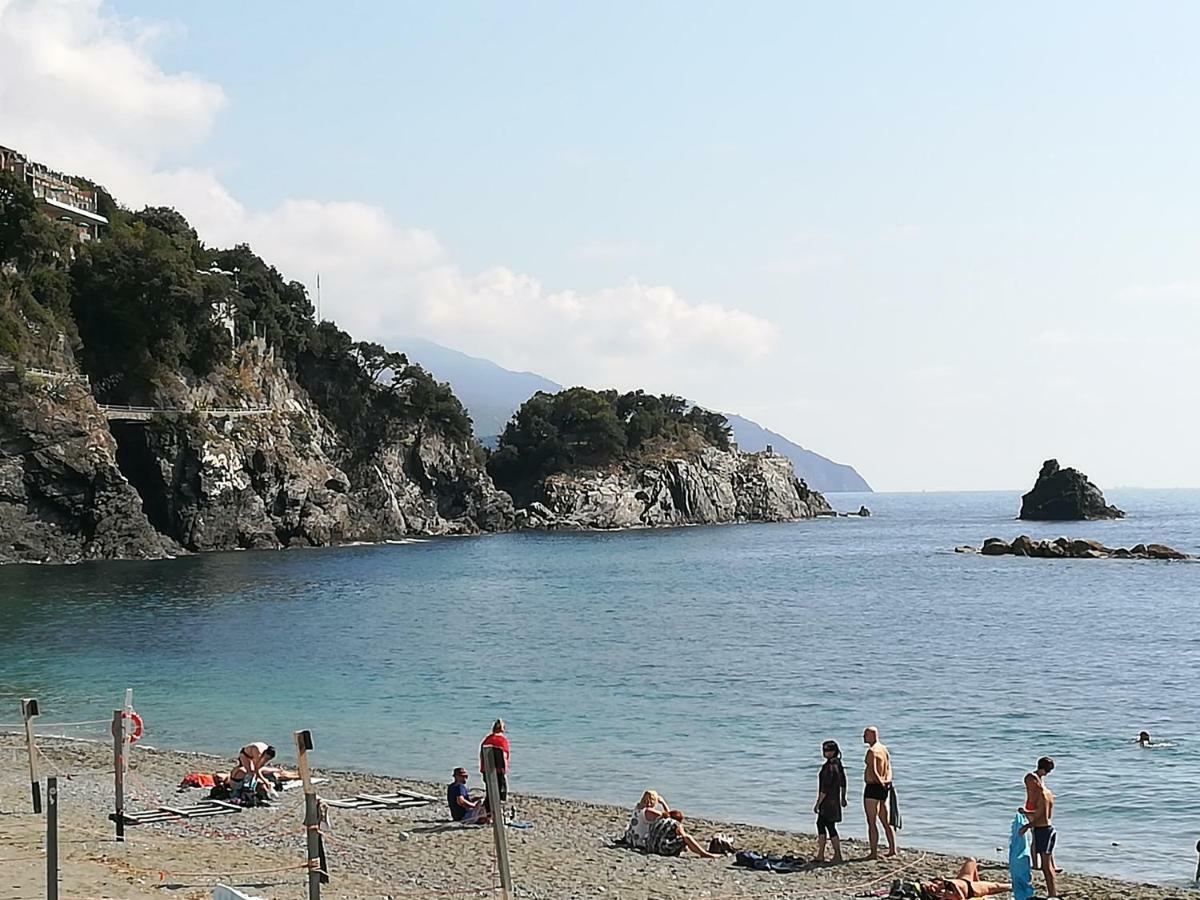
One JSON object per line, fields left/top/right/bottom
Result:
{"left": 515, "top": 447, "right": 831, "bottom": 530}
{"left": 109, "top": 345, "right": 513, "bottom": 552}
{"left": 0, "top": 375, "right": 177, "bottom": 564}
{"left": 1019, "top": 459, "right": 1124, "bottom": 520}
{"left": 0, "top": 343, "right": 513, "bottom": 564}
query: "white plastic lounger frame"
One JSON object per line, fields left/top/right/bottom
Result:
{"left": 321, "top": 788, "right": 437, "bottom": 810}
{"left": 111, "top": 798, "right": 243, "bottom": 825}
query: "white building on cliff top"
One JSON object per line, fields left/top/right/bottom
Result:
{"left": 0, "top": 144, "right": 109, "bottom": 241}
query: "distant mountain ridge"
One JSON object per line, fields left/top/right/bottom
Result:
{"left": 398, "top": 338, "right": 872, "bottom": 493}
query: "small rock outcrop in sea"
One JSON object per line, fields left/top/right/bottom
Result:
{"left": 960, "top": 536, "right": 1190, "bottom": 560}
{"left": 513, "top": 447, "right": 832, "bottom": 530}
{"left": 1019, "top": 459, "right": 1124, "bottom": 520}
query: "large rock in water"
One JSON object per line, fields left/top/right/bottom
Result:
{"left": 1019, "top": 459, "right": 1124, "bottom": 520}
{"left": 514, "top": 447, "right": 832, "bottom": 530}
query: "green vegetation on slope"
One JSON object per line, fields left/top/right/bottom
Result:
{"left": 0, "top": 170, "right": 79, "bottom": 362}
{"left": 0, "top": 172, "right": 470, "bottom": 462}
{"left": 488, "top": 387, "right": 731, "bottom": 498}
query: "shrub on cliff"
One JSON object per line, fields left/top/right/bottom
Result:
{"left": 296, "top": 322, "right": 472, "bottom": 465}
{"left": 488, "top": 387, "right": 731, "bottom": 495}
{"left": 71, "top": 208, "right": 231, "bottom": 393}
{"left": 0, "top": 170, "right": 79, "bottom": 362}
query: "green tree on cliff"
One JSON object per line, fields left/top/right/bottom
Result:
{"left": 488, "top": 387, "right": 730, "bottom": 496}
{"left": 0, "top": 169, "right": 79, "bottom": 361}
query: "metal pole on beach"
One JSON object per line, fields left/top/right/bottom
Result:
{"left": 46, "top": 775, "right": 59, "bottom": 900}
{"left": 21, "top": 698, "right": 41, "bottom": 813}
{"left": 294, "top": 730, "right": 322, "bottom": 900}
{"left": 483, "top": 749, "right": 513, "bottom": 900}
{"left": 111, "top": 710, "right": 125, "bottom": 841}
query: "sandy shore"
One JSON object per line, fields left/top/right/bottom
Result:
{"left": 0, "top": 736, "right": 1191, "bottom": 900}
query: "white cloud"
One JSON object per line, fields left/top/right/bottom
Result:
{"left": 1122, "top": 281, "right": 1200, "bottom": 304}
{"left": 0, "top": 0, "right": 775, "bottom": 392}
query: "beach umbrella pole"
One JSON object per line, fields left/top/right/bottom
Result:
{"left": 46, "top": 775, "right": 58, "bottom": 900}
{"left": 111, "top": 710, "right": 125, "bottom": 841}
{"left": 21, "top": 698, "right": 40, "bottom": 814}
{"left": 294, "top": 729, "right": 322, "bottom": 900}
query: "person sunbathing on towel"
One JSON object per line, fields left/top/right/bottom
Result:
{"left": 921, "top": 858, "right": 1011, "bottom": 898}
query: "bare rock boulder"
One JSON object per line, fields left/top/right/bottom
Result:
{"left": 1019, "top": 459, "right": 1124, "bottom": 521}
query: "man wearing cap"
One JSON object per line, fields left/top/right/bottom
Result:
{"left": 447, "top": 767, "right": 488, "bottom": 824}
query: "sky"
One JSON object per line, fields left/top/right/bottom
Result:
{"left": 1, "top": 0, "right": 1198, "bottom": 491}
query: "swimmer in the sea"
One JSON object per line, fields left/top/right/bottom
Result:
{"left": 1137, "top": 731, "right": 1151, "bottom": 746}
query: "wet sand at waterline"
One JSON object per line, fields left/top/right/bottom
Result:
{"left": 0, "top": 737, "right": 1191, "bottom": 899}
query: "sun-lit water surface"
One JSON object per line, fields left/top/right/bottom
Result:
{"left": 1, "top": 489, "right": 1197, "bottom": 887}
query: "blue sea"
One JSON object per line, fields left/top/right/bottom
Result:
{"left": 1, "top": 490, "right": 1198, "bottom": 887}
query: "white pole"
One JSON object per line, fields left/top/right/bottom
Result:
{"left": 20, "top": 698, "right": 40, "bottom": 813}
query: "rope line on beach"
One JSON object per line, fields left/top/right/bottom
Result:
{"left": 34, "top": 742, "right": 111, "bottom": 780}
{"left": 0, "top": 718, "right": 112, "bottom": 729}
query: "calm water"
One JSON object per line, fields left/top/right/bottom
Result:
{"left": 1, "top": 490, "right": 1198, "bottom": 887}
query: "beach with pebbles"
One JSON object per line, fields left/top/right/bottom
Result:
{"left": 0, "top": 736, "right": 1191, "bottom": 900}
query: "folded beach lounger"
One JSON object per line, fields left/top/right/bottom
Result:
{"left": 321, "top": 789, "right": 438, "bottom": 811}
{"left": 111, "top": 798, "right": 243, "bottom": 826}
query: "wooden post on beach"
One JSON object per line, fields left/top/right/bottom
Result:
{"left": 294, "top": 729, "right": 322, "bottom": 900}
{"left": 483, "top": 749, "right": 513, "bottom": 900}
{"left": 46, "top": 775, "right": 58, "bottom": 900}
{"left": 121, "top": 689, "right": 133, "bottom": 787}
{"left": 20, "top": 698, "right": 41, "bottom": 813}
{"left": 111, "top": 710, "right": 125, "bottom": 842}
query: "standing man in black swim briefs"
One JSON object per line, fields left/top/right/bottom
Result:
{"left": 1020, "top": 756, "right": 1057, "bottom": 899}
{"left": 863, "top": 725, "right": 897, "bottom": 858}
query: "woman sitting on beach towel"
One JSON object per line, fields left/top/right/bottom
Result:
{"left": 624, "top": 790, "right": 670, "bottom": 850}
{"left": 645, "top": 811, "right": 717, "bottom": 859}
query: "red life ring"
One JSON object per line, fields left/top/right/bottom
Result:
{"left": 112, "top": 711, "right": 144, "bottom": 744}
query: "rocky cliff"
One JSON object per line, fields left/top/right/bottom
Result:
{"left": 514, "top": 446, "right": 832, "bottom": 529}
{"left": 104, "top": 342, "right": 513, "bottom": 553}
{"left": 0, "top": 371, "right": 177, "bottom": 564}
{"left": 0, "top": 343, "right": 513, "bottom": 563}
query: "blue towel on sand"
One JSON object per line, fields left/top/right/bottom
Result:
{"left": 1009, "top": 812, "right": 1034, "bottom": 900}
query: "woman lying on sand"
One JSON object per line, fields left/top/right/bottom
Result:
{"left": 916, "top": 857, "right": 1012, "bottom": 899}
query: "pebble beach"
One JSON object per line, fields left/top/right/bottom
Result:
{"left": 0, "top": 736, "right": 1192, "bottom": 900}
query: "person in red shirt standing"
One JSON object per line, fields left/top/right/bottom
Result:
{"left": 480, "top": 719, "right": 511, "bottom": 812}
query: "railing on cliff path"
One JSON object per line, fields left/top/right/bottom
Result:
{"left": 97, "top": 405, "right": 274, "bottom": 421}
{"left": 0, "top": 364, "right": 90, "bottom": 385}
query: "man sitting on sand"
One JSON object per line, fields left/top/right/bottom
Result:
{"left": 645, "top": 810, "right": 717, "bottom": 859}
{"left": 907, "top": 857, "right": 1012, "bottom": 898}
{"left": 447, "top": 767, "right": 489, "bottom": 825}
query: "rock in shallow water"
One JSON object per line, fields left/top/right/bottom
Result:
{"left": 1019, "top": 458, "right": 1124, "bottom": 520}
{"left": 969, "top": 535, "right": 1190, "bottom": 560}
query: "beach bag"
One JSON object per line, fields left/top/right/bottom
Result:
{"left": 708, "top": 834, "right": 737, "bottom": 855}
{"left": 887, "top": 880, "right": 924, "bottom": 899}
